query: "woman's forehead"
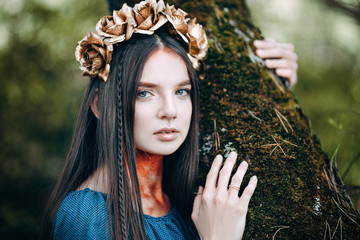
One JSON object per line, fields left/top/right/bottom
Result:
{"left": 140, "top": 49, "right": 190, "bottom": 85}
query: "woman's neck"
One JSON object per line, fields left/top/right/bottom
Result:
{"left": 77, "top": 151, "right": 172, "bottom": 217}
{"left": 135, "top": 151, "right": 171, "bottom": 217}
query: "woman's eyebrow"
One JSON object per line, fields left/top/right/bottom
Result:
{"left": 177, "top": 79, "right": 191, "bottom": 86}
{"left": 138, "top": 80, "right": 191, "bottom": 88}
{"left": 138, "top": 82, "right": 157, "bottom": 88}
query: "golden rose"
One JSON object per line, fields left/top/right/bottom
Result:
{"left": 133, "top": 0, "right": 167, "bottom": 34}
{"left": 187, "top": 18, "right": 208, "bottom": 61}
{"left": 75, "top": 0, "right": 209, "bottom": 81}
{"left": 163, "top": 3, "right": 188, "bottom": 41}
{"left": 75, "top": 32, "right": 112, "bottom": 82}
{"left": 96, "top": 4, "right": 136, "bottom": 44}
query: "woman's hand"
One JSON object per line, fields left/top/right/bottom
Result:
{"left": 254, "top": 38, "right": 298, "bottom": 88}
{"left": 191, "top": 152, "right": 257, "bottom": 240}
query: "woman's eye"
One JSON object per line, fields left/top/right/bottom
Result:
{"left": 175, "top": 89, "right": 191, "bottom": 96}
{"left": 137, "top": 91, "right": 151, "bottom": 98}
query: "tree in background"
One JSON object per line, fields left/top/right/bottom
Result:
{"left": 321, "top": 0, "right": 360, "bottom": 24}
{"left": 247, "top": 0, "right": 360, "bottom": 208}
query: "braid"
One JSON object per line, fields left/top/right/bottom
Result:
{"left": 115, "top": 57, "right": 127, "bottom": 240}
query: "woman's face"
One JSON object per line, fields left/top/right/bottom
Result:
{"left": 133, "top": 49, "right": 192, "bottom": 155}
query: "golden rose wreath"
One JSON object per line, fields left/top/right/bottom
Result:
{"left": 75, "top": 0, "right": 208, "bottom": 82}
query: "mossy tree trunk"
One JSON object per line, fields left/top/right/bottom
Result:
{"left": 110, "top": 0, "right": 360, "bottom": 239}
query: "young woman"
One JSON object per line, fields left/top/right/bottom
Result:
{"left": 42, "top": 1, "right": 297, "bottom": 239}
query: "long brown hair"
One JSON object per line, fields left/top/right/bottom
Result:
{"left": 41, "top": 29, "right": 200, "bottom": 240}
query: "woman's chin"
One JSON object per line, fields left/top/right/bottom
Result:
{"left": 136, "top": 146, "right": 180, "bottom": 156}
{"left": 144, "top": 149, "right": 177, "bottom": 156}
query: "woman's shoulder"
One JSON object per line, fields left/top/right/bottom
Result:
{"left": 53, "top": 188, "right": 110, "bottom": 239}
{"left": 57, "top": 188, "right": 107, "bottom": 215}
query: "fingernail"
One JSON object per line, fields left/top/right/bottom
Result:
{"left": 241, "top": 161, "right": 248, "bottom": 167}
{"left": 215, "top": 154, "right": 223, "bottom": 161}
{"left": 251, "top": 175, "right": 258, "bottom": 182}
{"left": 229, "top": 152, "right": 237, "bottom": 158}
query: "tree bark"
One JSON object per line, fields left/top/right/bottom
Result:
{"left": 321, "top": 0, "right": 360, "bottom": 25}
{"left": 109, "top": 0, "right": 360, "bottom": 239}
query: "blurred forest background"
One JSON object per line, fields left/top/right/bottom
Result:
{"left": 0, "top": 0, "right": 359, "bottom": 239}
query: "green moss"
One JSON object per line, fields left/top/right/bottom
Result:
{"left": 192, "top": 1, "right": 360, "bottom": 239}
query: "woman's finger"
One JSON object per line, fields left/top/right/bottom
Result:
{"left": 239, "top": 176, "right": 258, "bottom": 208}
{"left": 283, "top": 50, "right": 297, "bottom": 61}
{"left": 254, "top": 39, "right": 275, "bottom": 49}
{"left": 266, "top": 59, "right": 297, "bottom": 72}
{"left": 276, "top": 68, "right": 293, "bottom": 79}
{"left": 256, "top": 46, "right": 297, "bottom": 61}
{"left": 204, "top": 155, "right": 223, "bottom": 191}
{"left": 265, "top": 59, "right": 289, "bottom": 69}
{"left": 191, "top": 186, "right": 203, "bottom": 221}
{"left": 216, "top": 152, "right": 238, "bottom": 192}
{"left": 228, "top": 161, "right": 248, "bottom": 199}
{"left": 278, "top": 42, "right": 295, "bottom": 51}
{"left": 276, "top": 68, "right": 298, "bottom": 88}
{"left": 256, "top": 48, "right": 291, "bottom": 60}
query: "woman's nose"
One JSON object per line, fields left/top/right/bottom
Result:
{"left": 158, "top": 95, "right": 177, "bottom": 120}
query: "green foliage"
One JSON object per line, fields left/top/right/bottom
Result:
{"left": 0, "top": 0, "right": 107, "bottom": 238}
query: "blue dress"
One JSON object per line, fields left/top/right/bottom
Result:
{"left": 53, "top": 188, "right": 195, "bottom": 240}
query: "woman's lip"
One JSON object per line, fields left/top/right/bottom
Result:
{"left": 154, "top": 132, "right": 178, "bottom": 141}
{"left": 154, "top": 129, "right": 179, "bottom": 141}
{"left": 154, "top": 128, "right": 179, "bottom": 134}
